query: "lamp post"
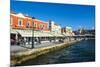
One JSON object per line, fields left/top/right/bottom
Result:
{"left": 31, "top": 27, "right": 34, "bottom": 48}
{"left": 31, "top": 22, "right": 35, "bottom": 48}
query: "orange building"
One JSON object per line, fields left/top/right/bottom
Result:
{"left": 10, "top": 12, "right": 49, "bottom": 31}
{"left": 10, "top": 12, "right": 50, "bottom": 45}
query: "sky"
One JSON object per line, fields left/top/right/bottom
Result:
{"left": 11, "top": 0, "right": 95, "bottom": 30}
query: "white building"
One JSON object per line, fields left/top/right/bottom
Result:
{"left": 62, "top": 26, "right": 75, "bottom": 36}
{"left": 66, "top": 26, "right": 73, "bottom": 33}
{"left": 48, "top": 20, "right": 61, "bottom": 34}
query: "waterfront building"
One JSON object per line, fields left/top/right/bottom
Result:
{"left": 10, "top": 12, "right": 50, "bottom": 45}
{"left": 61, "top": 26, "right": 75, "bottom": 36}
{"left": 73, "top": 28, "right": 95, "bottom": 35}
{"left": 48, "top": 20, "right": 61, "bottom": 34}
{"left": 10, "top": 12, "right": 48, "bottom": 31}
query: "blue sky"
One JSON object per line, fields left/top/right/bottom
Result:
{"left": 11, "top": 0, "right": 95, "bottom": 30}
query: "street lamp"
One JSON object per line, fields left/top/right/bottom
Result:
{"left": 31, "top": 16, "right": 36, "bottom": 48}
{"left": 31, "top": 21, "right": 36, "bottom": 48}
{"left": 31, "top": 26, "right": 34, "bottom": 48}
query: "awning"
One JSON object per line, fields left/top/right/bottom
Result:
{"left": 10, "top": 29, "right": 54, "bottom": 37}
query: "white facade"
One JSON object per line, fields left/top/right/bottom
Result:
{"left": 66, "top": 26, "right": 73, "bottom": 33}
{"left": 49, "top": 20, "right": 61, "bottom": 34}
{"left": 63, "top": 26, "right": 75, "bottom": 36}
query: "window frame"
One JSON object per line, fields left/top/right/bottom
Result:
{"left": 26, "top": 22, "right": 30, "bottom": 28}
{"left": 18, "top": 19, "right": 23, "bottom": 26}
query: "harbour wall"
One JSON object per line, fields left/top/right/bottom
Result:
{"left": 11, "top": 39, "right": 83, "bottom": 65}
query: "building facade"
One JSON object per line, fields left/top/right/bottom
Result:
{"left": 61, "top": 26, "right": 75, "bottom": 36}
{"left": 10, "top": 12, "right": 50, "bottom": 45}
{"left": 48, "top": 20, "right": 61, "bottom": 34}
{"left": 10, "top": 13, "right": 48, "bottom": 31}
{"left": 10, "top": 12, "right": 74, "bottom": 46}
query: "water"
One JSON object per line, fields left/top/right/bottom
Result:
{"left": 18, "top": 39, "right": 95, "bottom": 66}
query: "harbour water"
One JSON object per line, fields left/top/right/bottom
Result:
{"left": 18, "top": 39, "right": 95, "bottom": 66}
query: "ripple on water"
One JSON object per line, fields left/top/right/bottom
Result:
{"left": 18, "top": 39, "right": 95, "bottom": 66}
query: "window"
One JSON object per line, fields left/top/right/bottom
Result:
{"left": 18, "top": 19, "right": 23, "bottom": 26}
{"left": 42, "top": 25, "right": 44, "bottom": 28}
{"left": 34, "top": 24, "right": 37, "bottom": 27}
{"left": 43, "top": 25, "right": 45, "bottom": 29}
{"left": 32, "top": 22, "right": 34, "bottom": 27}
{"left": 40, "top": 25, "right": 42, "bottom": 28}
{"left": 26, "top": 22, "right": 30, "bottom": 28}
{"left": 33, "top": 23, "right": 37, "bottom": 28}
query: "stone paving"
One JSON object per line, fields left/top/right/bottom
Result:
{"left": 10, "top": 40, "right": 62, "bottom": 53}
